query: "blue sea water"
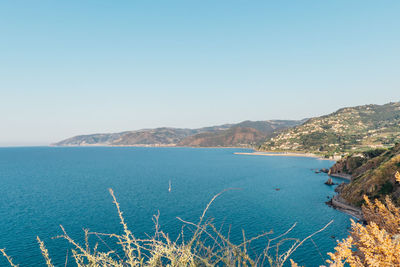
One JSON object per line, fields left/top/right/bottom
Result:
{"left": 0, "top": 147, "right": 351, "bottom": 266}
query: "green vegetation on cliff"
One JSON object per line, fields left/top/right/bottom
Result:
{"left": 260, "top": 102, "right": 400, "bottom": 156}
{"left": 330, "top": 144, "right": 400, "bottom": 207}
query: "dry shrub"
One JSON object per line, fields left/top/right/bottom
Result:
{"left": 327, "top": 173, "right": 400, "bottom": 267}
{"left": 1, "top": 189, "right": 331, "bottom": 267}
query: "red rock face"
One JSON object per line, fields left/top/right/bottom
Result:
{"left": 178, "top": 127, "right": 267, "bottom": 147}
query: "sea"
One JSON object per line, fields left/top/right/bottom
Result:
{"left": 0, "top": 147, "right": 351, "bottom": 266}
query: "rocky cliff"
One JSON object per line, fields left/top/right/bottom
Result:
{"left": 330, "top": 144, "right": 400, "bottom": 207}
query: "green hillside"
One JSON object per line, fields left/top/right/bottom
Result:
{"left": 260, "top": 102, "right": 400, "bottom": 157}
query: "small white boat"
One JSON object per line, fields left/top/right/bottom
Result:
{"left": 168, "top": 180, "right": 172, "bottom": 192}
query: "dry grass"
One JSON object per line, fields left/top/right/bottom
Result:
{"left": 1, "top": 188, "right": 332, "bottom": 267}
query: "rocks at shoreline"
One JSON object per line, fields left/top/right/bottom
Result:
{"left": 325, "top": 181, "right": 364, "bottom": 220}
{"left": 314, "top": 168, "right": 331, "bottom": 174}
{"left": 321, "top": 168, "right": 329, "bottom": 173}
{"left": 326, "top": 195, "right": 363, "bottom": 220}
{"left": 324, "top": 177, "right": 334, "bottom": 185}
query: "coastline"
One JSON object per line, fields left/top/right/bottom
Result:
{"left": 327, "top": 195, "right": 363, "bottom": 220}
{"left": 233, "top": 151, "right": 332, "bottom": 160}
{"left": 234, "top": 151, "right": 363, "bottom": 220}
{"left": 329, "top": 173, "right": 352, "bottom": 181}
{"left": 50, "top": 144, "right": 256, "bottom": 149}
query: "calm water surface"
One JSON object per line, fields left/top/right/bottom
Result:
{"left": 0, "top": 147, "right": 351, "bottom": 266}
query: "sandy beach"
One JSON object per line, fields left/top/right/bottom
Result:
{"left": 234, "top": 151, "right": 332, "bottom": 160}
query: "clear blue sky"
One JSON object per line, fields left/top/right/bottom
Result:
{"left": 1, "top": 1, "right": 399, "bottom": 145}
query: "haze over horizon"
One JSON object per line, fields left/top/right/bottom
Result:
{"left": 1, "top": 1, "right": 399, "bottom": 146}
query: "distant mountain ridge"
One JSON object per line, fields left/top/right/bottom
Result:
{"left": 260, "top": 102, "right": 400, "bottom": 156}
{"left": 54, "top": 120, "right": 303, "bottom": 147}
{"left": 178, "top": 127, "right": 266, "bottom": 147}
{"left": 177, "top": 120, "right": 305, "bottom": 147}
